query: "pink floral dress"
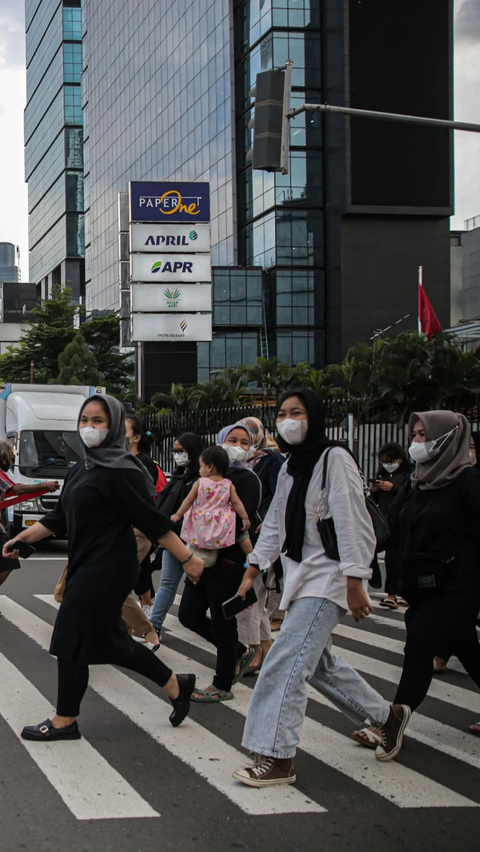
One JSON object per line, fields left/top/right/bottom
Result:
{"left": 181, "top": 477, "right": 236, "bottom": 550}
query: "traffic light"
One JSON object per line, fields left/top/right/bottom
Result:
{"left": 247, "top": 62, "right": 292, "bottom": 173}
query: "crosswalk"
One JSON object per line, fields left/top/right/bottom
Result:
{"left": 0, "top": 590, "right": 479, "bottom": 822}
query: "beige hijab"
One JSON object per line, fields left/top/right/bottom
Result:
{"left": 409, "top": 410, "right": 472, "bottom": 490}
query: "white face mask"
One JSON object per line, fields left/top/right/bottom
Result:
{"left": 173, "top": 451, "right": 189, "bottom": 467}
{"left": 79, "top": 426, "right": 109, "bottom": 448}
{"left": 222, "top": 443, "right": 248, "bottom": 464}
{"left": 276, "top": 418, "right": 308, "bottom": 446}
{"left": 409, "top": 426, "right": 457, "bottom": 464}
{"left": 383, "top": 462, "right": 400, "bottom": 473}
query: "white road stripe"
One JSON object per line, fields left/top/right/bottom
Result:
{"left": 2, "top": 596, "right": 324, "bottom": 816}
{"left": 32, "top": 596, "right": 479, "bottom": 808}
{"left": 0, "top": 652, "right": 158, "bottom": 820}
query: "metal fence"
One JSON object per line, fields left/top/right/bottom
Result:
{"left": 145, "top": 407, "right": 480, "bottom": 480}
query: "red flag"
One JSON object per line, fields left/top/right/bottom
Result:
{"left": 418, "top": 284, "right": 442, "bottom": 339}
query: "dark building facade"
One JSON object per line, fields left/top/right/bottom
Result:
{"left": 0, "top": 243, "right": 21, "bottom": 284}
{"left": 82, "top": 0, "right": 452, "bottom": 395}
{"left": 25, "top": 0, "right": 85, "bottom": 303}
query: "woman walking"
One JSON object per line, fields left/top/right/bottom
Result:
{"left": 234, "top": 417, "right": 284, "bottom": 670}
{"left": 354, "top": 411, "right": 480, "bottom": 748}
{"left": 370, "top": 442, "right": 412, "bottom": 609}
{"left": 3, "top": 395, "right": 204, "bottom": 741}
{"left": 150, "top": 433, "right": 203, "bottom": 637}
{"left": 179, "top": 424, "right": 261, "bottom": 702}
{"left": 232, "top": 389, "right": 410, "bottom": 787}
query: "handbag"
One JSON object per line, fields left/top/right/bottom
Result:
{"left": 314, "top": 448, "right": 390, "bottom": 561}
{"left": 54, "top": 565, "right": 68, "bottom": 603}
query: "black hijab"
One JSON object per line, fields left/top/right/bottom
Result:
{"left": 279, "top": 388, "right": 339, "bottom": 563}
{"left": 176, "top": 432, "right": 202, "bottom": 477}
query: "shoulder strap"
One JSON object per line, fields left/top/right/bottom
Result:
{"left": 321, "top": 447, "right": 334, "bottom": 489}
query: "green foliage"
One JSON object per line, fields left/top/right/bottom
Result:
{"left": 148, "top": 335, "right": 480, "bottom": 424}
{"left": 57, "top": 332, "right": 100, "bottom": 386}
{"left": 0, "top": 290, "right": 134, "bottom": 394}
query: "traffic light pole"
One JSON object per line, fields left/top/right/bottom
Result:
{"left": 287, "top": 102, "right": 480, "bottom": 134}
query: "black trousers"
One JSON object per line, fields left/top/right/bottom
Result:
{"left": 395, "top": 624, "right": 480, "bottom": 712}
{"left": 178, "top": 558, "right": 247, "bottom": 692}
{"left": 384, "top": 549, "right": 402, "bottom": 597}
{"left": 57, "top": 642, "right": 173, "bottom": 717}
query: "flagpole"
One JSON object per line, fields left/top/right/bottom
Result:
{"left": 418, "top": 266, "right": 423, "bottom": 334}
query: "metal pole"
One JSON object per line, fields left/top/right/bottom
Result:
{"left": 281, "top": 59, "right": 293, "bottom": 175}
{"left": 287, "top": 102, "right": 480, "bottom": 134}
{"left": 418, "top": 266, "right": 423, "bottom": 334}
{"left": 30, "top": 360, "right": 34, "bottom": 384}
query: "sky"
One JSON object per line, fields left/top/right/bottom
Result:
{"left": 0, "top": 0, "right": 479, "bottom": 282}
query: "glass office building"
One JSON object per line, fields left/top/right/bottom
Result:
{"left": 25, "top": 0, "right": 84, "bottom": 302}
{"left": 82, "top": 0, "right": 452, "bottom": 390}
{"left": 0, "top": 243, "right": 21, "bottom": 284}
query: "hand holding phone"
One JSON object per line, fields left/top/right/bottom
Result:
{"left": 7, "top": 540, "right": 36, "bottom": 559}
{"left": 222, "top": 587, "right": 257, "bottom": 620}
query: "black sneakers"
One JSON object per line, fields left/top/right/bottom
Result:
{"left": 375, "top": 704, "right": 411, "bottom": 761}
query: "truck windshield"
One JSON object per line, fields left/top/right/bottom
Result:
{"left": 19, "top": 430, "right": 83, "bottom": 478}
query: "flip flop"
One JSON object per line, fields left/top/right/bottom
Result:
{"left": 190, "top": 686, "right": 234, "bottom": 703}
{"left": 397, "top": 599, "right": 409, "bottom": 607}
{"left": 232, "top": 647, "right": 256, "bottom": 685}
{"left": 380, "top": 598, "right": 398, "bottom": 610}
{"left": 469, "top": 721, "right": 480, "bottom": 736}
{"left": 352, "top": 727, "right": 382, "bottom": 749}
{"left": 243, "top": 658, "right": 263, "bottom": 677}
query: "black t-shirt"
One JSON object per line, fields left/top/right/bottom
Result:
{"left": 137, "top": 452, "right": 159, "bottom": 486}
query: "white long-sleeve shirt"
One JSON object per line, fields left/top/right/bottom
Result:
{"left": 248, "top": 447, "right": 376, "bottom": 611}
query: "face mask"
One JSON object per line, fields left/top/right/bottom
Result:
{"left": 276, "top": 418, "right": 308, "bottom": 446}
{"left": 173, "top": 451, "right": 189, "bottom": 467}
{"left": 409, "top": 426, "right": 457, "bottom": 464}
{"left": 222, "top": 444, "right": 248, "bottom": 463}
{"left": 79, "top": 426, "right": 109, "bottom": 448}
{"left": 383, "top": 462, "right": 400, "bottom": 473}
{"left": 1, "top": 459, "right": 11, "bottom": 472}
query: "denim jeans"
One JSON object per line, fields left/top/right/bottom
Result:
{"left": 242, "top": 596, "right": 390, "bottom": 759}
{"left": 150, "top": 550, "right": 184, "bottom": 632}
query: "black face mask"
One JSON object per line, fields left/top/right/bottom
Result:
{"left": 1, "top": 459, "right": 11, "bottom": 472}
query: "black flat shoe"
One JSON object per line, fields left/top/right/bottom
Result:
{"left": 169, "top": 674, "right": 196, "bottom": 727}
{"left": 21, "top": 719, "right": 81, "bottom": 742}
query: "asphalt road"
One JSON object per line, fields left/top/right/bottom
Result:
{"left": 0, "top": 550, "right": 479, "bottom": 852}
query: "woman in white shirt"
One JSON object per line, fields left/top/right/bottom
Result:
{"left": 232, "top": 389, "right": 411, "bottom": 788}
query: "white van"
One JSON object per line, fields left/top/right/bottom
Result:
{"left": 0, "top": 384, "right": 105, "bottom": 534}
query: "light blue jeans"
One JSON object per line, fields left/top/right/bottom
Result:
{"left": 242, "top": 596, "right": 390, "bottom": 759}
{"left": 150, "top": 550, "right": 184, "bottom": 632}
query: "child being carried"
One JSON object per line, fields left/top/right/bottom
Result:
{"left": 171, "top": 445, "right": 252, "bottom": 567}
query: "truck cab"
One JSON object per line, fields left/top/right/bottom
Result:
{"left": 0, "top": 384, "right": 105, "bottom": 535}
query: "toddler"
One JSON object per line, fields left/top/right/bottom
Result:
{"left": 171, "top": 445, "right": 252, "bottom": 567}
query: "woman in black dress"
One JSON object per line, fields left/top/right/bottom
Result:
{"left": 3, "top": 395, "right": 204, "bottom": 741}
{"left": 354, "top": 410, "right": 480, "bottom": 747}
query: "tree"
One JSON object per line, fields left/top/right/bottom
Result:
{"left": 245, "top": 357, "right": 293, "bottom": 398}
{"left": 150, "top": 383, "right": 200, "bottom": 413}
{"left": 0, "top": 290, "right": 134, "bottom": 394}
{"left": 57, "top": 332, "right": 101, "bottom": 385}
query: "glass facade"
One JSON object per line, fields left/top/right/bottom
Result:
{"left": 0, "top": 244, "right": 21, "bottom": 284}
{"left": 25, "top": 0, "right": 84, "bottom": 298}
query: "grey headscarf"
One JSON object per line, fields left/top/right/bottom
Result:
{"left": 409, "top": 410, "right": 472, "bottom": 491}
{"left": 79, "top": 395, "right": 156, "bottom": 497}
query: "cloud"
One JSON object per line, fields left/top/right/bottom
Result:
{"left": 0, "top": 0, "right": 25, "bottom": 69}
{"left": 456, "top": 0, "right": 480, "bottom": 43}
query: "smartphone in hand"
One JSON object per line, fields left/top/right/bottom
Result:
{"left": 222, "top": 588, "right": 257, "bottom": 620}
{"left": 7, "top": 540, "right": 36, "bottom": 559}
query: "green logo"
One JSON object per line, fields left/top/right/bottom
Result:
{"left": 151, "top": 261, "right": 162, "bottom": 273}
{"left": 189, "top": 230, "right": 198, "bottom": 241}
{"left": 164, "top": 288, "right": 181, "bottom": 308}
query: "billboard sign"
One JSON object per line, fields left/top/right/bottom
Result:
{"left": 131, "top": 253, "right": 211, "bottom": 282}
{"left": 130, "top": 182, "right": 210, "bottom": 223}
{"left": 130, "top": 223, "right": 211, "bottom": 253}
{"left": 131, "top": 313, "right": 212, "bottom": 342}
{"left": 131, "top": 283, "right": 212, "bottom": 313}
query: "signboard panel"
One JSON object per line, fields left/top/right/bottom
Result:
{"left": 130, "top": 223, "right": 211, "bottom": 253}
{"left": 131, "top": 283, "right": 212, "bottom": 313}
{"left": 131, "top": 253, "right": 211, "bottom": 283}
{"left": 130, "top": 182, "right": 210, "bottom": 223}
{"left": 131, "top": 313, "right": 212, "bottom": 342}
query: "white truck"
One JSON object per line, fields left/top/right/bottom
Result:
{"left": 0, "top": 384, "right": 105, "bottom": 535}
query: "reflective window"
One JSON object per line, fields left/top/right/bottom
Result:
{"left": 64, "top": 86, "right": 82, "bottom": 124}
{"left": 213, "top": 267, "right": 263, "bottom": 326}
{"left": 63, "top": 7, "right": 82, "bottom": 41}
{"left": 64, "top": 43, "right": 83, "bottom": 84}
